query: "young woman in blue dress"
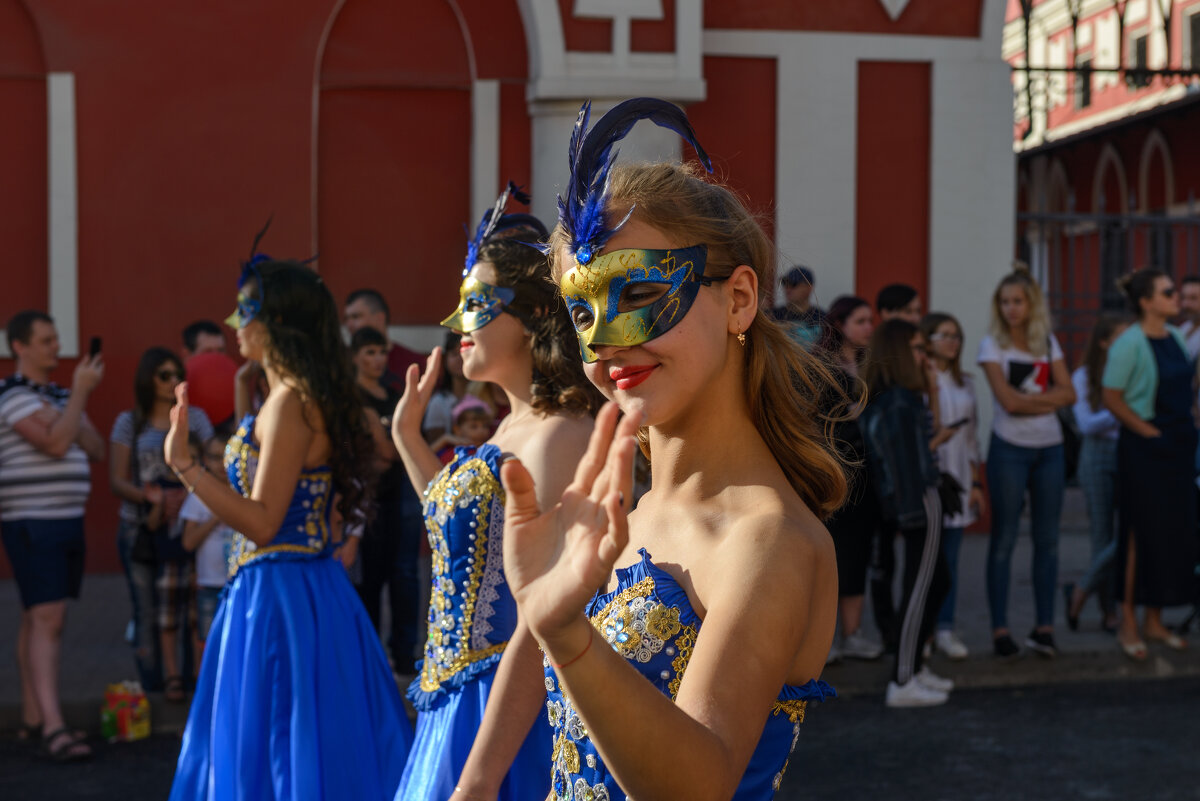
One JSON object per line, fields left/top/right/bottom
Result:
{"left": 389, "top": 189, "right": 603, "bottom": 801}
{"left": 164, "top": 258, "right": 412, "bottom": 801}
{"left": 498, "top": 99, "right": 842, "bottom": 801}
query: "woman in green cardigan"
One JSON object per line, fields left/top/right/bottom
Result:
{"left": 1102, "top": 269, "right": 1197, "bottom": 660}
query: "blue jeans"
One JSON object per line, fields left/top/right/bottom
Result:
{"left": 1076, "top": 436, "right": 1118, "bottom": 605}
{"left": 117, "top": 520, "right": 162, "bottom": 690}
{"left": 936, "top": 526, "right": 965, "bottom": 629}
{"left": 985, "top": 435, "right": 1065, "bottom": 630}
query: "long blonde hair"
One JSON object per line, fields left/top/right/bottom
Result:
{"left": 989, "top": 262, "right": 1053, "bottom": 357}
{"left": 548, "top": 162, "right": 850, "bottom": 518}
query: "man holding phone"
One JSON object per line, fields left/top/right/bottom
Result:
{"left": 0, "top": 310, "right": 104, "bottom": 761}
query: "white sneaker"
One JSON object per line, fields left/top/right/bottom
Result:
{"left": 935, "top": 630, "right": 969, "bottom": 661}
{"left": 886, "top": 679, "right": 949, "bottom": 708}
{"left": 842, "top": 630, "right": 884, "bottom": 660}
{"left": 825, "top": 639, "right": 842, "bottom": 665}
{"left": 915, "top": 665, "right": 954, "bottom": 693}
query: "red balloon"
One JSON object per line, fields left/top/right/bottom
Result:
{"left": 185, "top": 352, "right": 239, "bottom": 427}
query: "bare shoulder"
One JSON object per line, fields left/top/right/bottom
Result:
{"left": 715, "top": 500, "right": 834, "bottom": 591}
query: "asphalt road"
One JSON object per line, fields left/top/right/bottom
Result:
{"left": 3, "top": 676, "right": 1196, "bottom": 801}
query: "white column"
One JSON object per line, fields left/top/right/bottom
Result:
{"left": 774, "top": 46, "right": 859, "bottom": 307}
{"left": 929, "top": 57, "right": 1015, "bottom": 451}
{"left": 471, "top": 80, "right": 501, "bottom": 216}
{"left": 48, "top": 72, "right": 79, "bottom": 358}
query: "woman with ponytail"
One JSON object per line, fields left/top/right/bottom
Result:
{"left": 1102, "top": 269, "right": 1196, "bottom": 658}
{"left": 498, "top": 99, "right": 840, "bottom": 801}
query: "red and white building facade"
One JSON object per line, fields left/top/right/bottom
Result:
{"left": 2, "top": 0, "right": 1012, "bottom": 573}
{"left": 1007, "top": 0, "right": 1200, "bottom": 355}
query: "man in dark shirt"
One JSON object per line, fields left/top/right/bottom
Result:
{"left": 772, "top": 266, "right": 826, "bottom": 349}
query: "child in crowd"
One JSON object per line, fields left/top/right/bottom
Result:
{"left": 147, "top": 433, "right": 201, "bottom": 703}
{"left": 430, "top": 396, "right": 492, "bottom": 463}
{"left": 180, "top": 433, "right": 235, "bottom": 666}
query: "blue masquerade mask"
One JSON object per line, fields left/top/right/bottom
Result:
{"left": 224, "top": 254, "right": 269, "bottom": 329}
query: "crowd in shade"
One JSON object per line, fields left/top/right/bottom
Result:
{"left": 0, "top": 97, "right": 1196, "bottom": 801}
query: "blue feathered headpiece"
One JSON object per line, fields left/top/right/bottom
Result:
{"left": 548, "top": 98, "right": 712, "bottom": 265}
{"left": 463, "top": 182, "right": 547, "bottom": 276}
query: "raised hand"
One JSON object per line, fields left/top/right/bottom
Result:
{"left": 163, "top": 382, "right": 193, "bottom": 470}
{"left": 500, "top": 403, "right": 642, "bottom": 646}
{"left": 72, "top": 354, "right": 105, "bottom": 396}
{"left": 391, "top": 347, "right": 443, "bottom": 446}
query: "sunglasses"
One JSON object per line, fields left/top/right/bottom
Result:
{"left": 1161, "top": 286, "right": 1177, "bottom": 298}
{"left": 156, "top": 369, "right": 183, "bottom": 382}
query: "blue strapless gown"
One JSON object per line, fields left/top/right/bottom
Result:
{"left": 169, "top": 415, "right": 412, "bottom": 801}
{"left": 396, "top": 444, "right": 552, "bottom": 801}
{"left": 544, "top": 549, "right": 836, "bottom": 801}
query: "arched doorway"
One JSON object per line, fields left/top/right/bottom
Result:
{"left": 315, "top": 0, "right": 473, "bottom": 327}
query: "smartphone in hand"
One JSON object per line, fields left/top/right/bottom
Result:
{"left": 89, "top": 336, "right": 102, "bottom": 358}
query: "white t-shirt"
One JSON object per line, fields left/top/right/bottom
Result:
{"left": 179, "top": 493, "right": 234, "bottom": 588}
{"left": 977, "top": 334, "right": 1065, "bottom": 449}
{"left": 0, "top": 376, "right": 91, "bottom": 521}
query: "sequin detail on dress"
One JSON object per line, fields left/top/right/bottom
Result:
{"left": 543, "top": 549, "right": 836, "bottom": 800}
{"left": 224, "top": 415, "right": 333, "bottom": 575}
{"left": 410, "top": 444, "right": 516, "bottom": 708}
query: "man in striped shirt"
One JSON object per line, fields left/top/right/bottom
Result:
{"left": 0, "top": 310, "right": 104, "bottom": 761}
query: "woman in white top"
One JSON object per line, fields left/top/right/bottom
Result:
{"left": 1063, "top": 313, "right": 1131, "bottom": 635}
{"left": 921, "top": 313, "right": 985, "bottom": 661}
{"left": 976, "top": 265, "right": 1075, "bottom": 660}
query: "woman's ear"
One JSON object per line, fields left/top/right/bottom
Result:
{"left": 725, "top": 264, "right": 759, "bottom": 335}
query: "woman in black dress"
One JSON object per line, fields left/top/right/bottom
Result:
{"left": 1102, "top": 269, "right": 1198, "bottom": 658}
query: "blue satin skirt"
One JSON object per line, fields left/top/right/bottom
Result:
{"left": 395, "top": 668, "right": 552, "bottom": 801}
{"left": 169, "top": 555, "right": 413, "bottom": 801}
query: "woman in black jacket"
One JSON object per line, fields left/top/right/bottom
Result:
{"left": 859, "top": 319, "right": 951, "bottom": 707}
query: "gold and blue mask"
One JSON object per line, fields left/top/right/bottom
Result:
{"left": 560, "top": 244, "right": 712, "bottom": 362}
{"left": 440, "top": 276, "right": 518, "bottom": 333}
{"left": 224, "top": 256, "right": 267, "bottom": 329}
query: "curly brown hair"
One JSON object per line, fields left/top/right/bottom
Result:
{"left": 479, "top": 237, "right": 605, "bottom": 418}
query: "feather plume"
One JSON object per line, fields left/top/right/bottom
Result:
{"left": 464, "top": 182, "right": 540, "bottom": 274}
{"left": 559, "top": 98, "right": 712, "bottom": 264}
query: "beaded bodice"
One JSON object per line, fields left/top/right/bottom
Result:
{"left": 224, "top": 414, "right": 334, "bottom": 576}
{"left": 543, "top": 549, "right": 835, "bottom": 801}
{"left": 413, "top": 444, "right": 515, "bottom": 707}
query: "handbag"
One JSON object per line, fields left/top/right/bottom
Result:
{"left": 937, "top": 472, "right": 965, "bottom": 518}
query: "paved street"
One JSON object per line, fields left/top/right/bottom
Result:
{"left": 2, "top": 676, "right": 1197, "bottom": 800}
{"left": 2, "top": 488, "right": 1199, "bottom": 799}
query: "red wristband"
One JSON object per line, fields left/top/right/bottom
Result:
{"left": 551, "top": 627, "right": 594, "bottom": 670}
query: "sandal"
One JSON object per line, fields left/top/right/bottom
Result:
{"left": 1118, "top": 638, "right": 1148, "bottom": 661}
{"left": 19, "top": 721, "right": 85, "bottom": 743}
{"left": 1146, "top": 632, "right": 1187, "bottom": 651}
{"left": 165, "top": 675, "right": 187, "bottom": 703}
{"left": 42, "top": 727, "right": 92, "bottom": 762}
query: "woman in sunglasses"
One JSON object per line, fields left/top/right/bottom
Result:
{"left": 109, "top": 348, "right": 212, "bottom": 701}
{"left": 1102, "top": 269, "right": 1196, "bottom": 659}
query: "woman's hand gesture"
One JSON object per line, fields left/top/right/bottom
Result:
{"left": 500, "top": 403, "right": 642, "bottom": 649}
{"left": 163, "top": 383, "right": 192, "bottom": 470}
{"left": 391, "top": 347, "right": 443, "bottom": 446}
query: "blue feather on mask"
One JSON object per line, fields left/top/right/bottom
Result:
{"left": 463, "top": 182, "right": 545, "bottom": 275}
{"left": 554, "top": 98, "right": 713, "bottom": 265}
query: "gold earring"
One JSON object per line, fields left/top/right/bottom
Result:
{"left": 737, "top": 330, "right": 746, "bottom": 346}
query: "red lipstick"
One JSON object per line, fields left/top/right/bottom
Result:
{"left": 609, "top": 364, "right": 656, "bottom": 391}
